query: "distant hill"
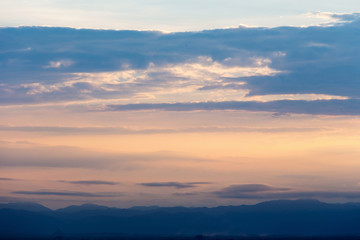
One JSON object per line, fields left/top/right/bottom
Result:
{"left": 2, "top": 199, "right": 360, "bottom": 237}
{"left": 56, "top": 203, "right": 110, "bottom": 213}
{"left": 0, "top": 202, "right": 51, "bottom": 212}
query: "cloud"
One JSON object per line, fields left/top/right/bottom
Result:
{"left": 59, "top": 180, "right": 118, "bottom": 185}
{"left": 103, "top": 99, "right": 360, "bottom": 116}
{"left": 0, "top": 145, "right": 213, "bottom": 169}
{"left": 218, "top": 191, "right": 360, "bottom": 200}
{"left": 306, "top": 12, "right": 360, "bottom": 24}
{"left": 44, "top": 59, "right": 74, "bottom": 69}
{"left": 0, "top": 125, "right": 326, "bottom": 135}
{"left": 173, "top": 192, "right": 199, "bottom": 196}
{"left": 215, "top": 184, "right": 360, "bottom": 200}
{"left": 12, "top": 190, "right": 122, "bottom": 197}
{"left": 0, "top": 56, "right": 276, "bottom": 105}
{"left": 0, "top": 178, "right": 18, "bottom": 181}
{"left": 215, "top": 184, "right": 291, "bottom": 198}
{"left": 186, "top": 182, "right": 212, "bottom": 185}
{"left": 139, "top": 181, "right": 210, "bottom": 189}
{"left": 1, "top": 16, "right": 360, "bottom": 115}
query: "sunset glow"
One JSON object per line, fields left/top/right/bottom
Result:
{"left": 1, "top": 1, "right": 360, "bottom": 210}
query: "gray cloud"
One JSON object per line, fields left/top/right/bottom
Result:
{"left": 217, "top": 191, "right": 360, "bottom": 200}
{"left": 173, "top": 192, "right": 199, "bottom": 196}
{"left": 1, "top": 15, "right": 360, "bottom": 116}
{"left": 12, "top": 190, "right": 122, "bottom": 197}
{"left": 186, "top": 182, "right": 212, "bottom": 185}
{"left": 103, "top": 99, "right": 360, "bottom": 116}
{"left": 269, "top": 191, "right": 360, "bottom": 199}
{"left": 0, "top": 125, "right": 325, "bottom": 135}
{"left": 59, "top": 180, "right": 118, "bottom": 185}
{"left": 215, "top": 184, "right": 291, "bottom": 198}
{"left": 0, "top": 145, "right": 213, "bottom": 169}
{"left": 215, "top": 184, "right": 360, "bottom": 200}
{"left": 327, "top": 12, "right": 360, "bottom": 22}
{"left": 139, "top": 181, "right": 210, "bottom": 189}
{"left": 0, "top": 178, "right": 19, "bottom": 181}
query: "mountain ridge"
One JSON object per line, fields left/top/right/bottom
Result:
{"left": 0, "top": 198, "right": 333, "bottom": 212}
{"left": 2, "top": 199, "right": 360, "bottom": 237}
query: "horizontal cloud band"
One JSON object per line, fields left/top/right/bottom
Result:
{"left": 1, "top": 15, "right": 360, "bottom": 115}
{"left": 12, "top": 191, "right": 122, "bottom": 197}
{"left": 104, "top": 99, "right": 360, "bottom": 116}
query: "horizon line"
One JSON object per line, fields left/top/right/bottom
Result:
{"left": 0, "top": 198, "right": 347, "bottom": 211}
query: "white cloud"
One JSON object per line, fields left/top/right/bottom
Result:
{"left": 303, "top": 11, "right": 360, "bottom": 26}
{"left": 44, "top": 59, "right": 74, "bottom": 69}
{"left": 246, "top": 94, "right": 348, "bottom": 102}
{"left": 19, "top": 56, "right": 280, "bottom": 104}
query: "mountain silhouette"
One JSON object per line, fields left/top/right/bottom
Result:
{"left": 56, "top": 203, "right": 110, "bottom": 213}
{"left": 1, "top": 199, "right": 360, "bottom": 237}
{"left": 0, "top": 202, "right": 51, "bottom": 212}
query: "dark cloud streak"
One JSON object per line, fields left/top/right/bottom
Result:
{"left": 59, "top": 180, "right": 118, "bottom": 185}
{"left": 139, "top": 181, "right": 211, "bottom": 189}
{"left": 0, "top": 145, "right": 213, "bottom": 169}
{"left": 215, "top": 184, "right": 360, "bottom": 200}
{"left": 0, "top": 178, "right": 19, "bottom": 181}
{"left": 104, "top": 99, "right": 360, "bottom": 116}
{"left": 12, "top": 190, "right": 121, "bottom": 197}
{"left": 0, "top": 125, "right": 326, "bottom": 134}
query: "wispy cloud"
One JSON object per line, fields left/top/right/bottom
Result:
{"left": 59, "top": 180, "right": 119, "bottom": 185}
{"left": 215, "top": 184, "right": 291, "bottom": 198}
{"left": 0, "top": 125, "right": 327, "bottom": 135}
{"left": 0, "top": 56, "right": 277, "bottom": 105}
{"left": 305, "top": 11, "right": 360, "bottom": 25}
{"left": 44, "top": 59, "right": 74, "bottom": 69}
{"left": 102, "top": 99, "right": 360, "bottom": 116}
{"left": 0, "top": 145, "right": 213, "bottom": 169}
{"left": 12, "top": 190, "right": 122, "bottom": 197}
{"left": 215, "top": 184, "right": 360, "bottom": 200}
{"left": 0, "top": 177, "right": 19, "bottom": 181}
{"left": 173, "top": 192, "right": 199, "bottom": 196}
{"left": 139, "top": 181, "right": 211, "bottom": 189}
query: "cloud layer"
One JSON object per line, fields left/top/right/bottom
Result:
{"left": 0, "top": 124, "right": 326, "bottom": 135}
{"left": 12, "top": 190, "right": 122, "bottom": 197}
{"left": 139, "top": 181, "right": 211, "bottom": 189}
{"left": 59, "top": 180, "right": 119, "bottom": 185}
{"left": 103, "top": 99, "right": 360, "bottom": 115}
{"left": 215, "top": 184, "right": 360, "bottom": 200}
{"left": 1, "top": 14, "right": 360, "bottom": 115}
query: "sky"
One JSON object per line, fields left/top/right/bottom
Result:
{"left": 1, "top": 0, "right": 360, "bottom": 31}
{"left": 1, "top": 1, "right": 360, "bottom": 209}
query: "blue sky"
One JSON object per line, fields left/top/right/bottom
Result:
{"left": 1, "top": 0, "right": 360, "bottom": 31}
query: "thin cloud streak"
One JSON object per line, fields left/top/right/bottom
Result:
{"left": 0, "top": 145, "right": 215, "bottom": 169}
{"left": 215, "top": 184, "right": 360, "bottom": 200}
{"left": 59, "top": 180, "right": 119, "bottom": 185}
{"left": 103, "top": 99, "right": 360, "bottom": 116}
{"left": 0, "top": 178, "right": 19, "bottom": 181}
{"left": 12, "top": 191, "right": 123, "bottom": 197}
{"left": 0, "top": 125, "right": 327, "bottom": 134}
{"left": 139, "top": 181, "right": 211, "bottom": 189}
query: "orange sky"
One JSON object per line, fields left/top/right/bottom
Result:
{"left": 1, "top": 105, "right": 360, "bottom": 208}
